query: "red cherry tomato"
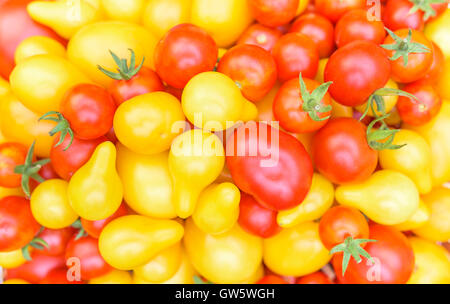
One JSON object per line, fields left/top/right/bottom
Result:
{"left": 324, "top": 40, "right": 390, "bottom": 107}
{"left": 39, "top": 227, "right": 76, "bottom": 257}
{"left": 256, "top": 275, "right": 288, "bottom": 284}
{"left": 217, "top": 44, "right": 277, "bottom": 102}
{"left": 0, "top": 142, "right": 28, "bottom": 188}
{"left": 422, "top": 42, "right": 445, "bottom": 84}
{"left": 272, "top": 33, "right": 319, "bottom": 82}
{"left": 312, "top": 118, "right": 378, "bottom": 185}
{"left": 154, "top": 23, "right": 218, "bottom": 89}
{"left": 238, "top": 193, "right": 281, "bottom": 238}
{"left": 40, "top": 268, "right": 84, "bottom": 284}
{"left": 38, "top": 162, "right": 59, "bottom": 181}
{"left": 248, "top": 0, "right": 299, "bottom": 27}
{"left": 81, "top": 202, "right": 128, "bottom": 238}
{"left": 296, "top": 271, "right": 333, "bottom": 284}
{"left": 289, "top": 13, "right": 335, "bottom": 58}
{"left": 383, "top": 0, "right": 424, "bottom": 31}
{"left": 237, "top": 23, "right": 282, "bottom": 52}
{"left": 315, "top": 0, "right": 367, "bottom": 23}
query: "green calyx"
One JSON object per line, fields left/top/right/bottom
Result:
{"left": 98, "top": 49, "right": 145, "bottom": 81}
{"left": 381, "top": 28, "right": 431, "bottom": 67}
{"left": 22, "top": 228, "right": 49, "bottom": 261}
{"left": 193, "top": 275, "right": 213, "bottom": 284}
{"left": 329, "top": 236, "right": 377, "bottom": 277}
{"left": 14, "top": 141, "right": 50, "bottom": 198}
{"left": 299, "top": 73, "right": 333, "bottom": 122}
{"left": 408, "top": 0, "right": 447, "bottom": 21}
{"left": 71, "top": 219, "right": 88, "bottom": 240}
{"left": 39, "top": 111, "right": 74, "bottom": 151}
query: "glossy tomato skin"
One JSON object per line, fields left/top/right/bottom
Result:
{"left": 65, "top": 235, "right": 112, "bottom": 280}
{"left": 296, "top": 271, "right": 333, "bottom": 284}
{"left": 248, "top": 0, "right": 299, "bottom": 27}
{"left": 39, "top": 227, "right": 75, "bottom": 257}
{"left": 312, "top": 118, "right": 378, "bottom": 185}
{"left": 108, "top": 67, "right": 164, "bottom": 106}
{"left": 237, "top": 23, "right": 282, "bottom": 52}
{"left": 0, "top": 142, "right": 28, "bottom": 188}
{"left": 61, "top": 84, "right": 117, "bottom": 140}
{"left": 335, "top": 9, "right": 386, "bottom": 48}
{"left": 332, "top": 224, "right": 415, "bottom": 284}
{"left": 81, "top": 202, "right": 128, "bottom": 239}
{"left": 154, "top": 23, "right": 218, "bottom": 89}
{"left": 422, "top": 43, "right": 445, "bottom": 84}
{"left": 40, "top": 268, "right": 84, "bottom": 284}
{"left": 289, "top": 13, "right": 335, "bottom": 58}
{"left": 315, "top": 0, "right": 367, "bottom": 23}
{"left": 383, "top": 0, "right": 424, "bottom": 31}
{"left": 238, "top": 193, "right": 281, "bottom": 238}
{"left": 256, "top": 275, "right": 288, "bottom": 284}
{"left": 272, "top": 33, "right": 319, "bottom": 82}
{"left": 397, "top": 82, "right": 442, "bottom": 126}
{"left": 50, "top": 134, "right": 107, "bottom": 181}
{"left": 324, "top": 40, "right": 390, "bottom": 107}
{"left": 217, "top": 44, "right": 277, "bottom": 102}
{"left": 273, "top": 77, "right": 332, "bottom": 133}
{"left": 0, "top": 196, "right": 40, "bottom": 252}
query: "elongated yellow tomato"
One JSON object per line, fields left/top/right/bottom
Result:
{"left": 355, "top": 79, "right": 399, "bottom": 117}
{"left": 99, "top": 215, "right": 184, "bottom": 270}
{"left": 407, "top": 237, "right": 450, "bottom": 284}
{"left": 336, "top": 170, "right": 420, "bottom": 225}
{"left": 437, "top": 59, "right": 450, "bottom": 100}
{"left": 392, "top": 199, "right": 430, "bottom": 231}
{"left": 191, "top": 0, "right": 253, "bottom": 48}
{"left": 3, "top": 279, "right": 30, "bottom": 284}
{"left": 14, "top": 36, "right": 66, "bottom": 64}
{"left": 413, "top": 187, "right": 450, "bottom": 242}
{"left": 379, "top": 129, "right": 432, "bottom": 195}
{"left": 0, "top": 187, "right": 23, "bottom": 199}
{"left": 0, "top": 93, "right": 55, "bottom": 158}
{"left": 405, "top": 101, "right": 450, "bottom": 187}
{"left": 184, "top": 219, "right": 262, "bottom": 284}
{"left": 133, "top": 243, "right": 182, "bottom": 283}
{"left": 10, "top": 55, "right": 91, "bottom": 114}
{"left": 89, "top": 269, "right": 133, "bottom": 284}
{"left": 192, "top": 182, "right": 240, "bottom": 235}
{"left": 101, "top": 0, "right": 146, "bottom": 23}
{"left": 31, "top": 179, "right": 78, "bottom": 229}
{"left": 116, "top": 144, "right": 176, "bottom": 219}
{"left": 114, "top": 92, "right": 185, "bottom": 155}
{"left": 67, "top": 21, "right": 157, "bottom": 87}
{"left": 0, "top": 249, "right": 26, "bottom": 269}
{"left": 182, "top": 72, "right": 258, "bottom": 131}
{"left": 277, "top": 173, "right": 334, "bottom": 228}
{"left": 169, "top": 130, "right": 225, "bottom": 219}
{"left": 68, "top": 142, "right": 123, "bottom": 221}
{"left": 263, "top": 221, "right": 330, "bottom": 277}
{"left": 142, "top": 0, "right": 191, "bottom": 40}
{"left": 27, "top": 0, "right": 103, "bottom": 40}
{"left": 425, "top": 9, "right": 450, "bottom": 59}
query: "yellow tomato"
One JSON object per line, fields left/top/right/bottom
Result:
{"left": 3, "top": 279, "right": 30, "bottom": 284}
{"left": 277, "top": 173, "right": 334, "bottom": 228}
{"left": 184, "top": 218, "right": 263, "bottom": 284}
{"left": 10, "top": 54, "right": 91, "bottom": 114}
{"left": 99, "top": 215, "right": 184, "bottom": 270}
{"left": 0, "top": 77, "right": 9, "bottom": 97}
{"left": 67, "top": 21, "right": 157, "bottom": 87}
{"left": 257, "top": 82, "right": 280, "bottom": 123}
{"left": 101, "top": 0, "right": 146, "bottom": 23}
{"left": 31, "top": 179, "right": 78, "bottom": 229}
{"left": 0, "top": 187, "right": 23, "bottom": 199}
{"left": 407, "top": 237, "right": 450, "bottom": 284}
{"left": 392, "top": 199, "right": 430, "bottom": 231}
{"left": 315, "top": 58, "right": 328, "bottom": 83}
{"left": 296, "top": 0, "right": 310, "bottom": 16}
{"left": 413, "top": 187, "right": 450, "bottom": 242}
{"left": 263, "top": 221, "right": 331, "bottom": 277}
{"left": 355, "top": 79, "right": 399, "bottom": 117}
{"left": 89, "top": 269, "right": 133, "bottom": 284}
{"left": 14, "top": 36, "right": 66, "bottom": 64}
{"left": 113, "top": 92, "right": 185, "bottom": 155}
{"left": 191, "top": 0, "right": 253, "bottom": 48}
{"left": 0, "top": 249, "right": 26, "bottom": 269}
{"left": 437, "top": 59, "right": 450, "bottom": 100}
{"left": 294, "top": 132, "right": 314, "bottom": 157}
{"left": 425, "top": 9, "right": 450, "bottom": 59}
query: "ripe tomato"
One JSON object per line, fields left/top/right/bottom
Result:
{"left": 154, "top": 23, "right": 218, "bottom": 89}
{"left": 248, "top": 0, "right": 299, "bottom": 27}
{"left": 314, "top": 0, "right": 366, "bottom": 23}
{"left": 60, "top": 84, "right": 117, "bottom": 140}
{"left": 40, "top": 268, "right": 84, "bottom": 284}
{"left": 289, "top": 13, "right": 335, "bottom": 58}
{"left": 296, "top": 271, "right": 333, "bottom": 284}
{"left": 397, "top": 82, "right": 442, "bottom": 126}
{"left": 332, "top": 224, "right": 414, "bottom": 284}
{"left": 256, "top": 275, "right": 288, "bottom": 284}
{"left": 272, "top": 33, "right": 319, "bottom": 82}
{"left": 65, "top": 235, "right": 112, "bottom": 280}
{"left": 81, "top": 202, "right": 128, "bottom": 239}
{"left": 422, "top": 42, "right": 445, "bottom": 83}
{"left": 217, "top": 44, "right": 277, "bottom": 102}
{"left": 335, "top": 9, "right": 385, "bottom": 48}
{"left": 312, "top": 118, "right": 378, "bottom": 185}
{"left": 0, "top": 142, "right": 28, "bottom": 188}
{"left": 238, "top": 193, "right": 281, "bottom": 238}
{"left": 0, "top": 196, "right": 40, "bottom": 252}
{"left": 38, "top": 227, "right": 75, "bottom": 257}
{"left": 383, "top": 0, "right": 424, "bottom": 31}
{"left": 237, "top": 23, "right": 282, "bottom": 52}
{"left": 324, "top": 40, "right": 390, "bottom": 107}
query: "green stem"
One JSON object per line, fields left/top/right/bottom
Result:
{"left": 98, "top": 49, "right": 145, "bottom": 80}
{"left": 39, "top": 111, "right": 74, "bottom": 151}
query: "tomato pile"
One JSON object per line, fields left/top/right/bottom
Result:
{"left": 0, "top": 0, "right": 449, "bottom": 285}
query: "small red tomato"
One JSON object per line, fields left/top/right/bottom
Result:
{"left": 81, "top": 202, "right": 128, "bottom": 238}
{"left": 256, "top": 275, "right": 288, "bottom": 284}
{"left": 397, "top": 82, "right": 442, "bottom": 126}
{"left": 237, "top": 23, "right": 282, "bottom": 52}
{"left": 296, "top": 271, "right": 333, "bottom": 284}
{"left": 272, "top": 33, "right": 319, "bottom": 82}
{"left": 273, "top": 76, "right": 332, "bottom": 133}
{"left": 238, "top": 193, "right": 281, "bottom": 238}
{"left": 0, "top": 196, "right": 40, "bottom": 252}
{"left": 65, "top": 235, "right": 112, "bottom": 280}
{"left": 40, "top": 268, "right": 84, "bottom": 284}
{"left": 422, "top": 42, "right": 445, "bottom": 84}
{"left": 154, "top": 23, "right": 218, "bottom": 89}
{"left": 289, "top": 13, "right": 335, "bottom": 58}
{"left": 383, "top": 0, "right": 424, "bottom": 31}
{"left": 248, "top": 0, "right": 299, "bottom": 27}
{"left": 312, "top": 118, "right": 378, "bottom": 185}
{"left": 335, "top": 9, "right": 385, "bottom": 48}
{"left": 315, "top": 0, "right": 367, "bottom": 23}
{"left": 39, "top": 227, "right": 76, "bottom": 257}
{"left": 217, "top": 44, "right": 277, "bottom": 102}
{"left": 38, "top": 162, "right": 59, "bottom": 180}
{"left": 0, "top": 142, "right": 28, "bottom": 188}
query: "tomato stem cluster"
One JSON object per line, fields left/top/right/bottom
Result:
{"left": 98, "top": 49, "right": 145, "bottom": 81}
{"left": 409, "top": 0, "right": 447, "bottom": 21}
{"left": 39, "top": 111, "right": 74, "bottom": 151}
{"left": 299, "top": 74, "right": 333, "bottom": 122}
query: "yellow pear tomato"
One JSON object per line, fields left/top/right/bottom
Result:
{"left": 0, "top": 249, "right": 27, "bottom": 269}
{"left": 392, "top": 199, "right": 430, "bottom": 231}
{"left": 14, "top": 36, "right": 66, "bottom": 64}
{"left": 89, "top": 269, "right": 133, "bottom": 284}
